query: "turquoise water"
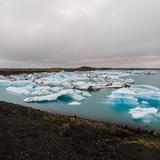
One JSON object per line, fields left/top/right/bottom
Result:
{"left": 0, "top": 73, "right": 160, "bottom": 130}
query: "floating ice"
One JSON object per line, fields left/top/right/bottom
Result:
{"left": 131, "top": 85, "right": 160, "bottom": 92}
{"left": 125, "top": 78, "right": 134, "bottom": 84}
{"left": 24, "top": 89, "right": 85, "bottom": 102}
{"left": 129, "top": 107, "right": 158, "bottom": 123}
{"left": 141, "top": 101, "right": 149, "bottom": 105}
{"left": 131, "top": 85, "right": 160, "bottom": 106}
{"left": 73, "top": 81, "right": 101, "bottom": 91}
{"left": 107, "top": 88, "right": 139, "bottom": 108}
{"left": 74, "top": 90, "right": 92, "bottom": 97}
{"left": 68, "top": 102, "right": 81, "bottom": 106}
{"left": 1, "top": 70, "right": 159, "bottom": 104}
{"left": 6, "top": 86, "right": 33, "bottom": 95}
{"left": 10, "top": 80, "right": 36, "bottom": 87}
{"left": 31, "top": 86, "right": 52, "bottom": 96}
{"left": 0, "top": 80, "right": 11, "bottom": 87}
{"left": 109, "top": 82, "right": 125, "bottom": 88}
{"left": 107, "top": 85, "right": 160, "bottom": 107}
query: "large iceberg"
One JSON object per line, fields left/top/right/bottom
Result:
{"left": 107, "top": 85, "right": 160, "bottom": 107}
{"left": 107, "top": 88, "right": 139, "bottom": 108}
{"left": 24, "top": 89, "right": 86, "bottom": 102}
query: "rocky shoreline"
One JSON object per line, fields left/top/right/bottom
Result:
{"left": 0, "top": 101, "right": 160, "bottom": 160}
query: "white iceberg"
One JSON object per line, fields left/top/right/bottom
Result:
{"left": 74, "top": 90, "right": 92, "bottom": 97}
{"left": 109, "top": 82, "right": 126, "bottom": 88}
{"left": 31, "top": 86, "right": 52, "bottom": 96}
{"left": 125, "top": 78, "right": 134, "bottom": 84}
{"left": 24, "top": 89, "right": 85, "bottom": 102}
{"left": 129, "top": 107, "right": 158, "bottom": 123}
{"left": 141, "top": 101, "right": 149, "bottom": 105}
{"left": 10, "top": 80, "right": 36, "bottom": 87}
{"left": 0, "top": 80, "right": 11, "bottom": 87}
{"left": 73, "top": 81, "right": 104, "bottom": 91}
{"left": 68, "top": 102, "right": 81, "bottom": 106}
{"left": 107, "top": 95, "right": 139, "bottom": 108}
{"left": 6, "top": 86, "right": 33, "bottom": 95}
{"left": 107, "top": 85, "right": 160, "bottom": 107}
{"left": 131, "top": 85, "right": 160, "bottom": 92}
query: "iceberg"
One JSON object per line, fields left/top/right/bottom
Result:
{"left": 129, "top": 107, "right": 158, "bottom": 119}
{"left": 109, "top": 82, "right": 126, "bottom": 88}
{"left": 31, "top": 86, "right": 52, "bottom": 96}
{"left": 37, "top": 78, "right": 60, "bottom": 87}
{"left": 131, "top": 85, "right": 160, "bottom": 106}
{"left": 107, "top": 88, "right": 139, "bottom": 108}
{"left": 141, "top": 101, "right": 149, "bottom": 105}
{"left": 107, "top": 85, "right": 160, "bottom": 108}
{"left": 59, "top": 81, "right": 73, "bottom": 89}
{"left": 125, "top": 78, "right": 134, "bottom": 84}
{"left": 10, "top": 80, "right": 36, "bottom": 87}
{"left": 6, "top": 86, "right": 33, "bottom": 95}
{"left": 73, "top": 81, "right": 104, "bottom": 91}
{"left": 129, "top": 107, "right": 159, "bottom": 123}
{"left": 0, "top": 80, "right": 11, "bottom": 87}
{"left": 50, "top": 87, "right": 63, "bottom": 93}
{"left": 68, "top": 102, "right": 81, "bottom": 105}
{"left": 24, "top": 89, "right": 85, "bottom": 102}
{"left": 131, "top": 85, "right": 160, "bottom": 92}
{"left": 24, "top": 94, "right": 59, "bottom": 102}
{"left": 74, "top": 90, "right": 92, "bottom": 97}
{"left": 2, "top": 70, "right": 155, "bottom": 104}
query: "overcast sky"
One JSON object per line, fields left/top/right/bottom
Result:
{"left": 0, "top": 0, "right": 160, "bottom": 68}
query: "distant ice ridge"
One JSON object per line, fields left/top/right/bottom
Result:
{"left": 0, "top": 70, "right": 134, "bottom": 89}
{"left": 107, "top": 85, "right": 160, "bottom": 107}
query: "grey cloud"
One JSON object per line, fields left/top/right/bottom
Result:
{"left": 0, "top": 0, "right": 160, "bottom": 67}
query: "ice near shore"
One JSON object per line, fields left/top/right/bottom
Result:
{"left": 107, "top": 84, "right": 160, "bottom": 123}
{"left": 129, "top": 107, "right": 158, "bottom": 119}
{"left": 129, "top": 107, "right": 159, "bottom": 123}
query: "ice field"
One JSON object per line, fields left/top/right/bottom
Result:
{"left": 0, "top": 70, "right": 160, "bottom": 130}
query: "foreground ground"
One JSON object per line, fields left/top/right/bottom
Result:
{"left": 0, "top": 101, "right": 160, "bottom": 160}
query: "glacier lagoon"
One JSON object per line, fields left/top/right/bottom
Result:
{"left": 0, "top": 70, "right": 160, "bottom": 130}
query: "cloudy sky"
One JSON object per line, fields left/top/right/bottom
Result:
{"left": 0, "top": 0, "right": 160, "bottom": 68}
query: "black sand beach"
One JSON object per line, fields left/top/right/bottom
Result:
{"left": 0, "top": 101, "right": 159, "bottom": 160}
